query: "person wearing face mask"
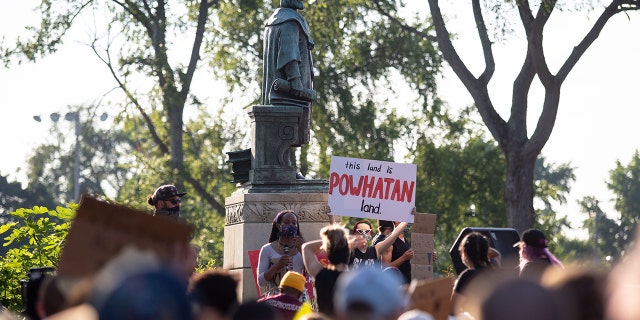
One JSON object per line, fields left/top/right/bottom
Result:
{"left": 147, "top": 184, "right": 187, "bottom": 219}
{"left": 257, "top": 210, "right": 305, "bottom": 297}
{"left": 349, "top": 219, "right": 408, "bottom": 271}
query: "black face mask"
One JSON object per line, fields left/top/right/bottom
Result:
{"left": 155, "top": 206, "right": 180, "bottom": 219}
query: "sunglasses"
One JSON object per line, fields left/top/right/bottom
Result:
{"left": 164, "top": 198, "right": 181, "bottom": 205}
{"left": 356, "top": 229, "right": 372, "bottom": 235}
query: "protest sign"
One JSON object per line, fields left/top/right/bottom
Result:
{"left": 409, "top": 277, "right": 454, "bottom": 320}
{"left": 328, "top": 156, "right": 416, "bottom": 222}
{"left": 57, "top": 195, "right": 194, "bottom": 277}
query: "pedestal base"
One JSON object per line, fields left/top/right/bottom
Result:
{"left": 223, "top": 190, "right": 329, "bottom": 301}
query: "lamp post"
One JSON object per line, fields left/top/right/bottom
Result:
{"left": 34, "top": 110, "right": 113, "bottom": 203}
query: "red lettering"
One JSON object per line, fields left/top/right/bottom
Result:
{"left": 371, "top": 177, "right": 385, "bottom": 199}
{"left": 329, "top": 172, "right": 340, "bottom": 194}
{"left": 383, "top": 178, "right": 395, "bottom": 199}
{"left": 360, "top": 175, "right": 375, "bottom": 198}
{"left": 402, "top": 181, "right": 415, "bottom": 203}
{"left": 390, "top": 179, "right": 401, "bottom": 201}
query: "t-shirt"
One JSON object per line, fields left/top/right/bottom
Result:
{"left": 391, "top": 237, "right": 411, "bottom": 283}
{"left": 314, "top": 268, "right": 342, "bottom": 317}
{"left": 349, "top": 246, "right": 380, "bottom": 271}
{"left": 257, "top": 293, "right": 302, "bottom": 320}
{"left": 373, "top": 233, "right": 411, "bottom": 283}
{"left": 520, "top": 257, "right": 551, "bottom": 282}
{"left": 257, "top": 243, "right": 305, "bottom": 296}
{"left": 453, "top": 267, "right": 486, "bottom": 294}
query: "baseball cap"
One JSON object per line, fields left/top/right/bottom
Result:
{"left": 152, "top": 185, "right": 187, "bottom": 201}
{"left": 279, "top": 271, "right": 306, "bottom": 293}
{"left": 334, "top": 268, "right": 407, "bottom": 318}
{"left": 513, "top": 228, "right": 548, "bottom": 248}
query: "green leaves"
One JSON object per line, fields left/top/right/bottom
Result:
{"left": 0, "top": 204, "right": 74, "bottom": 311}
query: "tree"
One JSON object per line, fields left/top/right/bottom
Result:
{"left": 607, "top": 150, "right": 640, "bottom": 251}
{"left": 578, "top": 195, "right": 623, "bottom": 262}
{"left": 1, "top": 0, "right": 226, "bottom": 214}
{"left": 408, "top": 0, "right": 640, "bottom": 233}
{"left": 25, "top": 106, "right": 133, "bottom": 206}
{"left": 408, "top": 107, "right": 575, "bottom": 274}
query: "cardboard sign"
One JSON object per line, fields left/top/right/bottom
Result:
{"left": 412, "top": 213, "right": 437, "bottom": 233}
{"left": 409, "top": 277, "right": 454, "bottom": 320}
{"left": 411, "top": 263, "right": 434, "bottom": 280}
{"left": 411, "top": 233, "right": 435, "bottom": 254}
{"left": 328, "top": 156, "right": 416, "bottom": 222}
{"left": 57, "top": 195, "right": 194, "bottom": 277}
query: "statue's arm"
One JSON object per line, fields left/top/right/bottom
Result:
{"left": 276, "top": 22, "right": 304, "bottom": 91}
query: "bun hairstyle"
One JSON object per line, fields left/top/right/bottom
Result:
{"left": 268, "top": 210, "right": 303, "bottom": 243}
{"left": 320, "top": 224, "right": 350, "bottom": 266}
{"left": 459, "top": 232, "right": 491, "bottom": 269}
{"left": 147, "top": 195, "right": 156, "bottom": 206}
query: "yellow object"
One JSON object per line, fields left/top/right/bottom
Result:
{"left": 292, "top": 301, "right": 313, "bottom": 320}
{"left": 280, "top": 271, "right": 306, "bottom": 293}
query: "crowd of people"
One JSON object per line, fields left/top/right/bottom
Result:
{"left": 3, "top": 183, "right": 640, "bottom": 320}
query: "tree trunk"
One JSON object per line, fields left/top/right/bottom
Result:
{"left": 504, "top": 150, "right": 536, "bottom": 234}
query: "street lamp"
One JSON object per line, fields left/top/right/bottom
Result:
{"left": 33, "top": 111, "right": 108, "bottom": 203}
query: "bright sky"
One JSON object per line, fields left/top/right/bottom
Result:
{"left": 1, "top": 2, "right": 639, "bottom": 237}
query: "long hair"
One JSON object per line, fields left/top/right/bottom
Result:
{"left": 320, "top": 224, "right": 350, "bottom": 266}
{"left": 519, "top": 245, "right": 564, "bottom": 271}
{"left": 459, "top": 232, "right": 491, "bottom": 269}
{"left": 268, "top": 210, "right": 303, "bottom": 243}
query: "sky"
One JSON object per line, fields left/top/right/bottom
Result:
{"left": 1, "top": 2, "right": 639, "bottom": 237}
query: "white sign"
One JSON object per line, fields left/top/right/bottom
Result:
{"left": 328, "top": 156, "right": 416, "bottom": 222}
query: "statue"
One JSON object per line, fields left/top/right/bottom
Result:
{"left": 262, "top": 0, "right": 315, "bottom": 146}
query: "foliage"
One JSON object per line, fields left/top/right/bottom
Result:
{"left": 0, "top": 205, "right": 75, "bottom": 311}
{"left": 607, "top": 150, "right": 640, "bottom": 254}
{"left": 577, "top": 196, "right": 624, "bottom": 263}
{"left": 25, "top": 105, "right": 133, "bottom": 206}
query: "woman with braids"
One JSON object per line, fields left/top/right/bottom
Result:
{"left": 257, "top": 210, "right": 305, "bottom": 297}
{"left": 302, "top": 224, "right": 352, "bottom": 317}
{"left": 451, "top": 232, "right": 495, "bottom": 315}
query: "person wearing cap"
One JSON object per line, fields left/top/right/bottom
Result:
{"left": 147, "top": 184, "right": 187, "bottom": 219}
{"left": 514, "top": 228, "right": 564, "bottom": 282}
{"left": 333, "top": 267, "right": 408, "bottom": 320}
{"left": 257, "top": 271, "right": 306, "bottom": 320}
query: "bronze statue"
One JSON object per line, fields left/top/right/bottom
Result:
{"left": 262, "top": 0, "right": 315, "bottom": 146}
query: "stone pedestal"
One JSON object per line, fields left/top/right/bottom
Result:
{"left": 224, "top": 104, "right": 329, "bottom": 301}
{"left": 223, "top": 191, "right": 329, "bottom": 301}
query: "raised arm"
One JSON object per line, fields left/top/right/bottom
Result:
{"left": 302, "top": 240, "right": 324, "bottom": 278}
{"left": 374, "top": 221, "right": 408, "bottom": 257}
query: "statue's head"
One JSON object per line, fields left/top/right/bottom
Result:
{"left": 281, "top": 0, "right": 303, "bottom": 10}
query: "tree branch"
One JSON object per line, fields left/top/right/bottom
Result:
{"left": 181, "top": 0, "right": 210, "bottom": 98}
{"left": 527, "top": 0, "right": 557, "bottom": 88}
{"left": 556, "top": 1, "right": 626, "bottom": 82}
{"left": 91, "top": 36, "right": 169, "bottom": 154}
{"left": 471, "top": 0, "right": 495, "bottom": 84}
{"left": 370, "top": 0, "right": 437, "bottom": 42}
{"left": 427, "top": 0, "right": 507, "bottom": 146}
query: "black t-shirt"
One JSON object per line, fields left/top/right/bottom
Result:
{"left": 373, "top": 233, "right": 412, "bottom": 283}
{"left": 453, "top": 267, "right": 485, "bottom": 294}
{"left": 314, "top": 268, "right": 342, "bottom": 317}
{"left": 520, "top": 257, "right": 551, "bottom": 282}
{"left": 391, "top": 237, "right": 411, "bottom": 283}
{"left": 349, "top": 246, "right": 380, "bottom": 271}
